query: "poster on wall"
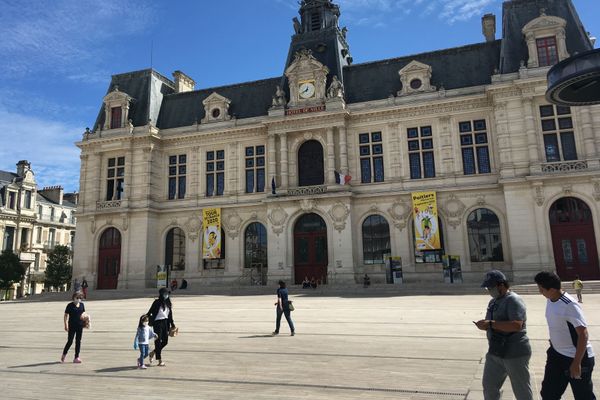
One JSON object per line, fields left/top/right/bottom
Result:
{"left": 385, "top": 256, "right": 403, "bottom": 284}
{"left": 156, "top": 265, "right": 167, "bottom": 288}
{"left": 202, "top": 208, "right": 222, "bottom": 259}
{"left": 442, "top": 255, "right": 463, "bottom": 284}
{"left": 411, "top": 191, "right": 441, "bottom": 251}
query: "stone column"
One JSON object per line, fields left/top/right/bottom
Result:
{"left": 494, "top": 101, "right": 515, "bottom": 178}
{"left": 268, "top": 134, "right": 277, "bottom": 190}
{"left": 326, "top": 127, "right": 335, "bottom": 184}
{"left": 522, "top": 96, "right": 541, "bottom": 171}
{"left": 388, "top": 122, "right": 401, "bottom": 180}
{"left": 338, "top": 125, "right": 349, "bottom": 175}
{"left": 438, "top": 116, "right": 454, "bottom": 176}
{"left": 578, "top": 106, "right": 597, "bottom": 159}
{"left": 525, "top": 33, "right": 538, "bottom": 68}
{"left": 280, "top": 134, "right": 289, "bottom": 189}
{"left": 91, "top": 152, "right": 102, "bottom": 205}
{"left": 224, "top": 142, "right": 237, "bottom": 196}
{"left": 591, "top": 105, "right": 600, "bottom": 157}
{"left": 189, "top": 146, "right": 200, "bottom": 200}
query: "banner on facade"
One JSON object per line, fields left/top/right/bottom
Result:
{"left": 202, "top": 208, "right": 222, "bottom": 259}
{"left": 156, "top": 265, "right": 167, "bottom": 288}
{"left": 411, "top": 191, "right": 441, "bottom": 251}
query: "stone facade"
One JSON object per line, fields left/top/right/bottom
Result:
{"left": 73, "top": 0, "right": 600, "bottom": 289}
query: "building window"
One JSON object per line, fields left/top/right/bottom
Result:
{"left": 110, "top": 106, "right": 122, "bottom": 129}
{"left": 165, "top": 227, "right": 186, "bottom": 271}
{"left": 168, "top": 154, "right": 187, "bottom": 200}
{"left": 48, "top": 228, "right": 56, "bottom": 248}
{"left": 3, "top": 226, "right": 15, "bottom": 251}
{"left": 206, "top": 150, "right": 225, "bottom": 197}
{"left": 362, "top": 215, "right": 391, "bottom": 264}
{"left": 408, "top": 126, "right": 435, "bottom": 179}
{"left": 310, "top": 12, "right": 321, "bottom": 31}
{"left": 106, "top": 157, "right": 125, "bottom": 201}
{"left": 245, "top": 146, "right": 266, "bottom": 193}
{"left": 359, "top": 132, "right": 384, "bottom": 183}
{"left": 244, "top": 222, "right": 268, "bottom": 269}
{"left": 467, "top": 208, "right": 504, "bottom": 262}
{"left": 38, "top": 205, "right": 43, "bottom": 218}
{"left": 539, "top": 105, "right": 577, "bottom": 162}
{"left": 536, "top": 36, "right": 558, "bottom": 67}
{"left": 8, "top": 192, "right": 16, "bottom": 209}
{"left": 414, "top": 218, "right": 445, "bottom": 263}
{"left": 50, "top": 208, "right": 55, "bottom": 221}
{"left": 36, "top": 227, "right": 42, "bottom": 244}
{"left": 24, "top": 190, "right": 32, "bottom": 209}
{"left": 459, "top": 120, "right": 491, "bottom": 175}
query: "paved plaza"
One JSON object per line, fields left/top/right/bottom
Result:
{"left": 0, "top": 292, "right": 598, "bottom": 399}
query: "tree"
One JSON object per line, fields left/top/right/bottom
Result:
{"left": 45, "top": 245, "right": 72, "bottom": 290}
{"left": 0, "top": 250, "right": 25, "bottom": 299}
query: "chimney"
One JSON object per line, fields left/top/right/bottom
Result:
{"left": 172, "top": 71, "right": 196, "bottom": 93}
{"left": 63, "top": 192, "right": 79, "bottom": 205}
{"left": 482, "top": 13, "right": 496, "bottom": 42}
{"left": 16, "top": 160, "right": 31, "bottom": 177}
{"left": 39, "top": 186, "right": 64, "bottom": 205}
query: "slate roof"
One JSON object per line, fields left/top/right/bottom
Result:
{"left": 500, "top": 0, "right": 593, "bottom": 73}
{"left": 0, "top": 170, "right": 17, "bottom": 185}
{"left": 36, "top": 193, "right": 77, "bottom": 208}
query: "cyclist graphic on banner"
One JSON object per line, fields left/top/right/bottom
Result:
{"left": 411, "top": 191, "right": 441, "bottom": 251}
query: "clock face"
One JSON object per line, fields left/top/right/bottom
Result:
{"left": 298, "top": 81, "right": 316, "bottom": 99}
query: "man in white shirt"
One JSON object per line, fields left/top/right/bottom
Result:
{"left": 534, "top": 271, "right": 596, "bottom": 400}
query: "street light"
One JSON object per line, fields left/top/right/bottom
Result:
{"left": 546, "top": 49, "right": 600, "bottom": 106}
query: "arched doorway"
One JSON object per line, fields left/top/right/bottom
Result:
{"left": 298, "top": 140, "right": 324, "bottom": 186}
{"left": 244, "top": 222, "right": 268, "bottom": 285}
{"left": 165, "top": 227, "right": 186, "bottom": 271}
{"left": 294, "top": 213, "right": 328, "bottom": 285}
{"left": 549, "top": 197, "right": 600, "bottom": 280}
{"left": 97, "top": 227, "right": 121, "bottom": 290}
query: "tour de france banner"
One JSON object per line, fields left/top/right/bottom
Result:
{"left": 202, "top": 208, "right": 222, "bottom": 259}
{"left": 411, "top": 191, "right": 442, "bottom": 251}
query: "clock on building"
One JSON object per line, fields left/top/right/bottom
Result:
{"left": 298, "top": 80, "right": 316, "bottom": 99}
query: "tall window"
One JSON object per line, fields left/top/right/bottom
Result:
{"left": 245, "top": 146, "right": 266, "bottom": 193}
{"left": 206, "top": 150, "right": 225, "bottom": 197}
{"left": 8, "top": 191, "right": 16, "bottom": 209}
{"left": 359, "top": 132, "right": 384, "bottom": 183}
{"left": 2, "top": 227, "right": 15, "bottom": 251}
{"left": 24, "top": 190, "right": 32, "bottom": 209}
{"left": 539, "top": 105, "right": 577, "bottom": 162}
{"left": 165, "top": 227, "right": 186, "bottom": 271}
{"left": 536, "top": 36, "right": 558, "bottom": 67}
{"left": 310, "top": 12, "right": 321, "bottom": 31}
{"left": 362, "top": 215, "right": 391, "bottom": 264}
{"left": 408, "top": 126, "right": 435, "bottom": 179}
{"left": 467, "top": 208, "right": 504, "bottom": 262}
{"left": 110, "top": 107, "right": 122, "bottom": 129}
{"left": 36, "top": 227, "right": 42, "bottom": 244}
{"left": 106, "top": 157, "right": 125, "bottom": 200}
{"left": 459, "top": 120, "right": 491, "bottom": 175}
{"left": 168, "top": 155, "right": 187, "bottom": 200}
{"left": 244, "top": 222, "right": 268, "bottom": 269}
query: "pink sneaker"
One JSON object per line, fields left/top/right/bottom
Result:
{"left": 60, "top": 354, "right": 66, "bottom": 363}
{"left": 139, "top": 364, "right": 148, "bottom": 369}
{"left": 73, "top": 357, "right": 82, "bottom": 364}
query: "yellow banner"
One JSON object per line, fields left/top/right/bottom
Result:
{"left": 411, "top": 191, "right": 441, "bottom": 251}
{"left": 202, "top": 208, "right": 222, "bottom": 259}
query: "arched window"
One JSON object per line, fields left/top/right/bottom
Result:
{"left": 244, "top": 223, "right": 267, "bottom": 269}
{"left": 362, "top": 215, "right": 391, "bottom": 264}
{"left": 298, "top": 140, "right": 324, "bottom": 186}
{"left": 467, "top": 209, "right": 503, "bottom": 262}
{"left": 165, "top": 228, "right": 186, "bottom": 270}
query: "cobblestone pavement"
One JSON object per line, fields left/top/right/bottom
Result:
{"left": 0, "top": 292, "right": 598, "bottom": 399}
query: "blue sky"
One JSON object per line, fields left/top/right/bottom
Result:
{"left": 0, "top": 0, "right": 597, "bottom": 192}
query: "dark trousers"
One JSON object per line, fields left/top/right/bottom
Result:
{"left": 541, "top": 346, "right": 596, "bottom": 400}
{"left": 63, "top": 326, "right": 83, "bottom": 358}
{"left": 153, "top": 319, "right": 169, "bottom": 361}
{"left": 275, "top": 306, "right": 294, "bottom": 333}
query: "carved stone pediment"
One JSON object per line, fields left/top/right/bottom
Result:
{"left": 522, "top": 15, "right": 566, "bottom": 33}
{"left": 202, "top": 92, "right": 232, "bottom": 123}
{"left": 522, "top": 14, "right": 569, "bottom": 68}
{"left": 397, "top": 60, "right": 436, "bottom": 96}
{"left": 285, "top": 49, "right": 329, "bottom": 108}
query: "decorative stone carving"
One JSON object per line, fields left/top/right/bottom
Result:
{"left": 563, "top": 184, "right": 573, "bottom": 195}
{"left": 90, "top": 217, "right": 96, "bottom": 234}
{"left": 268, "top": 206, "right": 288, "bottom": 236}
{"left": 522, "top": 14, "right": 569, "bottom": 68}
{"left": 250, "top": 211, "right": 258, "bottom": 220}
{"left": 388, "top": 200, "right": 412, "bottom": 231}
{"left": 185, "top": 215, "right": 201, "bottom": 242}
{"left": 285, "top": 49, "right": 329, "bottom": 108}
{"left": 329, "top": 202, "right": 350, "bottom": 232}
{"left": 441, "top": 194, "right": 466, "bottom": 230}
{"left": 533, "top": 182, "right": 545, "bottom": 207}
{"left": 397, "top": 60, "right": 436, "bottom": 96}
{"left": 326, "top": 75, "right": 344, "bottom": 99}
{"left": 300, "top": 199, "right": 317, "bottom": 212}
{"left": 271, "top": 85, "right": 286, "bottom": 108}
{"left": 593, "top": 180, "right": 600, "bottom": 202}
{"left": 121, "top": 214, "right": 129, "bottom": 232}
{"left": 222, "top": 210, "right": 243, "bottom": 239}
{"left": 287, "top": 185, "right": 327, "bottom": 196}
{"left": 476, "top": 195, "right": 486, "bottom": 206}
{"left": 201, "top": 92, "right": 232, "bottom": 123}
{"left": 102, "top": 86, "right": 132, "bottom": 130}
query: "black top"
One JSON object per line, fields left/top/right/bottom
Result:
{"left": 277, "top": 288, "right": 290, "bottom": 309}
{"left": 147, "top": 299, "right": 174, "bottom": 328}
{"left": 65, "top": 302, "right": 85, "bottom": 329}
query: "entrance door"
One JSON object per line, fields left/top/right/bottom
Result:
{"left": 97, "top": 228, "right": 121, "bottom": 289}
{"left": 550, "top": 197, "right": 600, "bottom": 280}
{"left": 294, "top": 213, "right": 328, "bottom": 284}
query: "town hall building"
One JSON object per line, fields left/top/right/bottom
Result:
{"left": 74, "top": 0, "right": 600, "bottom": 289}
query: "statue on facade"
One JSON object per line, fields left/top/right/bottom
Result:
{"left": 293, "top": 17, "right": 302, "bottom": 34}
{"left": 272, "top": 85, "right": 286, "bottom": 107}
{"left": 327, "top": 75, "right": 344, "bottom": 99}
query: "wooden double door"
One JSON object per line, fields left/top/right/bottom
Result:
{"left": 97, "top": 228, "right": 121, "bottom": 290}
{"left": 294, "top": 213, "right": 328, "bottom": 285}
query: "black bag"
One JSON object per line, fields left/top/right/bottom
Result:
{"left": 489, "top": 331, "right": 509, "bottom": 357}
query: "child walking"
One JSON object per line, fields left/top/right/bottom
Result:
{"left": 134, "top": 315, "right": 158, "bottom": 369}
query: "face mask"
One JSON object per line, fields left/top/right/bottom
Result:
{"left": 487, "top": 286, "right": 501, "bottom": 299}
{"left": 74, "top": 299, "right": 81, "bottom": 305}
{"left": 162, "top": 294, "right": 169, "bottom": 300}
{"left": 143, "top": 322, "right": 148, "bottom": 327}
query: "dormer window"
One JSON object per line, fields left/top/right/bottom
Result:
{"left": 536, "top": 37, "right": 559, "bottom": 67}
{"left": 201, "top": 92, "right": 232, "bottom": 124}
{"left": 397, "top": 60, "right": 436, "bottom": 96}
{"left": 110, "top": 107, "right": 122, "bottom": 129}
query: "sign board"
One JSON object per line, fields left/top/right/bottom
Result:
{"left": 202, "top": 208, "right": 222, "bottom": 259}
{"left": 411, "top": 191, "right": 441, "bottom": 251}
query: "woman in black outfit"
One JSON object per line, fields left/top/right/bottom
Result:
{"left": 273, "top": 280, "right": 295, "bottom": 336}
{"left": 62, "top": 292, "right": 85, "bottom": 363}
{"left": 147, "top": 288, "right": 176, "bottom": 366}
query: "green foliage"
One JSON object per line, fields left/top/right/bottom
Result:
{"left": 45, "top": 245, "right": 72, "bottom": 289}
{"left": 0, "top": 250, "right": 25, "bottom": 292}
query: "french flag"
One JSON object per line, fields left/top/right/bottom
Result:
{"left": 334, "top": 171, "right": 352, "bottom": 185}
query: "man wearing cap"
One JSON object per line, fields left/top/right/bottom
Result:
{"left": 474, "top": 270, "right": 533, "bottom": 400}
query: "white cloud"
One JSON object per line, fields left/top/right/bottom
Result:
{"left": 438, "top": 0, "right": 497, "bottom": 24}
{"left": 0, "top": 109, "right": 82, "bottom": 192}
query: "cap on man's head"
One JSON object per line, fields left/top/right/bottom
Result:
{"left": 481, "top": 270, "right": 507, "bottom": 288}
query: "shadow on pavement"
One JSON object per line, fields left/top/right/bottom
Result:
{"left": 8, "top": 361, "right": 62, "bottom": 369}
{"left": 238, "top": 334, "right": 275, "bottom": 339}
{"left": 95, "top": 366, "right": 140, "bottom": 373}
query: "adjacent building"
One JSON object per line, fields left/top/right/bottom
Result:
{"left": 0, "top": 161, "right": 77, "bottom": 296}
{"left": 74, "top": 0, "right": 600, "bottom": 290}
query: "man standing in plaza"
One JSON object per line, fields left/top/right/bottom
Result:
{"left": 534, "top": 271, "right": 596, "bottom": 400}
{"left": 475, "top": 270, "right": 533, "bottom": 400}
